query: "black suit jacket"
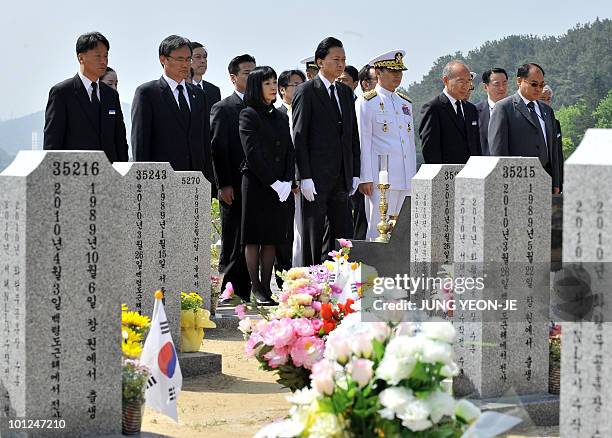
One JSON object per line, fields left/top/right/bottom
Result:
{"left": 202, "top": 80, "right": 221, "bottom": 114}
{"left": 131, "top": 77, "right": 213, "bottom": 182}
{"left": 43, "top": 74, "right": 128, "bottom": 162}
{"left": 488, "top": 92, "right": 560, "bottom": 188}
{"left": 419, "top": 93, "right": 482, "bottom": 164}
{"left": 239, "top": 106, "right": 295, "bottom": 185}
{"left": 277, "top": 104, "right": 288, "bottom": 116}
{"left": 292, "top": 77, "right": 360, "bottom": 192}
{"left": 210, "top": 92, "right": 246, "bottom": 193}
{"left": 475, "top": 100, "right": 491, "bottom": 155}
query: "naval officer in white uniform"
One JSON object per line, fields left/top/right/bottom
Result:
{"left": 356, "top": 50, "right": 417, "bottom": 240}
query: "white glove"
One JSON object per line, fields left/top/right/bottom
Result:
{"left": 301, "top": 178, "right": 317, "bottom": 202}
{"left": 271, "top": 180, "right": 292, "bottom": 202}
{"left": 350, "top": 177, "right": 360, "bottom": 196}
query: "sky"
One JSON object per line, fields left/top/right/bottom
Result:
{"left": 0, "top": 0, "right": 610, "bottom": 120}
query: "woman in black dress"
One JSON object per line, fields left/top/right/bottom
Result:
{"left": 239, "top": 66, "right": 295, "bottom": 304}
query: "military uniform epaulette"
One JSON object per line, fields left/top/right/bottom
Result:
{"left": 363, "top": 90, "right": 377, "bottom": 101}
{"left": 396, "top": 91, "right": 411, "bottom": 103}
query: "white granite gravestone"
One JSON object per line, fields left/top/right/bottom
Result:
{"left": 113, "top": 162, "right": 181, "bottom": 346}
{"left": 453, "top": 157, "right": 550, "bottom": 399}
{"left": 0, "top": 151, "right": 121, "bottom": 436}
{"left": 175, "top": 171, "right": 212, "bottom": 310}
{"left": 411, "top": 164, "right": 464, "bottom": 308}
{"left": 560, "top": 129, "right": 612, "bottom": 438}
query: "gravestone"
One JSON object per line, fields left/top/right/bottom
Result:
{"left": 411, "top": 164, "right": 464, "bottom": 308}
{"left": 175, "top": 171, "right": 212, "bottom": 311}
{"left": 113, "top": 162, "right": 181, "bottom": 346}
{"left": 453, "top": 156, "right": 550, "bottom": 400}
{"left": 560, "top": 129, "right": 612, "bottom": 437}
{"left": 0, "top": 151, "right": 121, "bottom": 436}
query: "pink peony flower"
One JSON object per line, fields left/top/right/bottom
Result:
{"left": 338, "top": 238, "right": 353, "bottom": 249}
{"left": 221, "top": 282, "right": 234, "bottom": 300}
{"left": 235, "top": 304, "right": 247, "bottom": 320}
{"left": 347, "top": 358, "right": 374, "bottom": 388}
{"left": 311, "top": 359, "right": 335, "bottom": 395}
{"left": 261, "top": 319, "right": 295, "bottom": 348}
{"left": 245, "top": 333, "right": 264, "bottom": 357}
{"left": 311, "top": 319, "right": 323, "bottom": 332}
{"left": 328, "top": 250, "right": 341, "bottom": 259}
{"left": 292, "top": 318, "right": 315, "bottom": 337}
{"left": 290, "top": 336, "right": 325, "bottom": 368}
{"left": 263, "top": 346, "right": 289, "bottom": 368}
{"left": 311, "top": 301, "right": 322, "bottom": 312}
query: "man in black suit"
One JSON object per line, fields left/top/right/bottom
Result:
{"left": 475, "top": 68, "right": 508, "bottom": 155}
{"left": 210, "top": 54, "right": 256, "bottom": 302}
{"left": 489, "top": 63, "right": 561, "bottom": 192}
{"left": 419, "top": 60, "right": 482, "bottom": 164}
{"left": 292, "top": 37, "right": 361, "bottom": 266}
{"left": 541, "top": 85, "right": 564, "bottom": 191}
{"left": 44, "top": 32, "right": 128, "bottom": 163}
{"left": 190, "top": 42, "right": 222, "bottom": 113}
{"left": 131, "top": 35, "right": 214, "bottom": 182}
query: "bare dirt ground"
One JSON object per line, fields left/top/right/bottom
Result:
{"left": 141, "top": 327, "right": 559, "bottom": 438}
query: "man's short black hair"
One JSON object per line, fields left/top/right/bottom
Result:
{"left": 159, "top": 35, "right": 192, "bottom": 57}
{"left": 344, "top": 65, "right": 358, "bottom": 82}
{"left": 244, "top": 66, "right": 277, "bottom": 108}
{"left": 190, "top": 41, "right": 204, "bottom": 50}
{"left": 517, "top": 63, "right": 545, "bottom": 78}
{"left": 482, "top": 68, "right": 508, "bottom": 84}
{"left": 358, "top": 64, "right": 375, "bottom": 90}
{"left": 76, "top": 32, "right": 109, "bottom": 55}
{"left": 278, "top": 69, "right": 306, "bottom": 96}
{"left": 228, "top": 54, "right": 256, "bottom": 75}
{"left": 315, "top": 37, "right": 343, "bottom": 64}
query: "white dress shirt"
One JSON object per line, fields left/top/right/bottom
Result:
{"left": 192, "top": 79, "right": 204, "bottom": 90}
{"left": 518, "top": 90, "right": 547, "bottom": 146}
{"left": 78, "top": 72, "right": 100, "bottom": 102}
{"left": 162, "top": 73, "right": 191, "bottom": 110}
{"left": 317, "top": 73, "right": 342, "bottom": 115}
{"left": 487, "top": 96, "right": 496, "bottom": 115}
{"left": 235, "top": 90, "right": 244, "bottom": 100}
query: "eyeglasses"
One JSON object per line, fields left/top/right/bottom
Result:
{"left": 286, "top": 82, "right": 302, "bottom": 87}
{"left": 524, "top": 80, "right": 546, "bottom": 89}
{"left": 167, "top": 56, "right": 193, "bottom": 63}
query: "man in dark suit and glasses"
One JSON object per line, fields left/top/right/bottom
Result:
{"left": 131, "top": 35, "right": 214, "bottom": 182}
{"left": 475, "top": 68, "right": 508, "bottom": 156}
{"left": 489, "top": 63, "right": 561, "bottom": 193}
{"left": 292, "top": 37, "right": 361, "bottom": 266}
{"left": 210, "top": 54, "right": 256, "bottom": 302}
{"left": 419, "top": 60, "right": 482, "bottom": 164}
{"left": 44, "top": 32, "right": 128, "bottom": 163}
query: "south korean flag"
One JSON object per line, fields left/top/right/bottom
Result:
{"left": 140, "top": 290, "right": 183, "bottom": 421}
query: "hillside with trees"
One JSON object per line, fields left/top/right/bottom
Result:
{"left": 401, "top": 18, "right": 612, "bottom": 160}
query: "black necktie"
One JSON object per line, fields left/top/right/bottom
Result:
{"left": 329, "top": 84, "right": 342, "bottom": 121}
{"left": 455, "top": 100, "right": 464, "bottom": 122}
{"left": 527, "top": 101, "right": 549, "bottom": 165}
{"left": 176, "top": 84, "right": 190, "bottom": 123}
{"left": 91, "top": 82, "right": 100, "bottom": 116}
{"left": 197, "top": 82, "right": 203, "bottom": 90}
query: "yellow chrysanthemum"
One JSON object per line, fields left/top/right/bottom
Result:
{"left": 122, "top": 326, "right": 143, "bottom": 344}
{"left": 285, "top": 267, "right": 309, "bottom": 280}
{"left": 122, "top": 340, "right": 143, "bottom": 359}
{"left": 122, "top": 311, "right": 150, "bottom": 329}
{"left": 121, "top": 303, "right": 128, "bottom": 311}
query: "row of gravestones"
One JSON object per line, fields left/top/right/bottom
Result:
{"left": 402, "top": 129, "right": 610, "bottom": 436}
{"left": 0, "top": 150, "right": 211, "bottom": 436}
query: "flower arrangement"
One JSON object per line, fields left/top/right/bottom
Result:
{"left": 122, "top": 304, "right": 151, "bottom": 359}
{"left": 121, "top": 304, "right": 151, "bottom": 434}
{"left": 180, "top": 291, "right": 216, "bottom": 352}
{"left": 256, "top": 314, "right": 520, "bottom": 438}
{"left": 240, "top": 239, "right": 361, "bottom": 391}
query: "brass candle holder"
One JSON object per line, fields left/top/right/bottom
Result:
{"left": 375, "top": 183, "right": 391, "bottom": 242}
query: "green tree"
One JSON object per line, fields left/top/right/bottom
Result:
{"left": 593, "top": 89, "right": 612, "bottom": 128}
{"left": 556, "top": 100, "right": 594, "bottom": 159}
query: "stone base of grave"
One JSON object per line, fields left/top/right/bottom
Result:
{"left": 178, "top": 351, "right": 222, "bottom": 377}
{"left": 471, "top": 393, "right": 559, "bottom": 426}
{"left": 212, "top": 314, "right": 241, "bottom": 330}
